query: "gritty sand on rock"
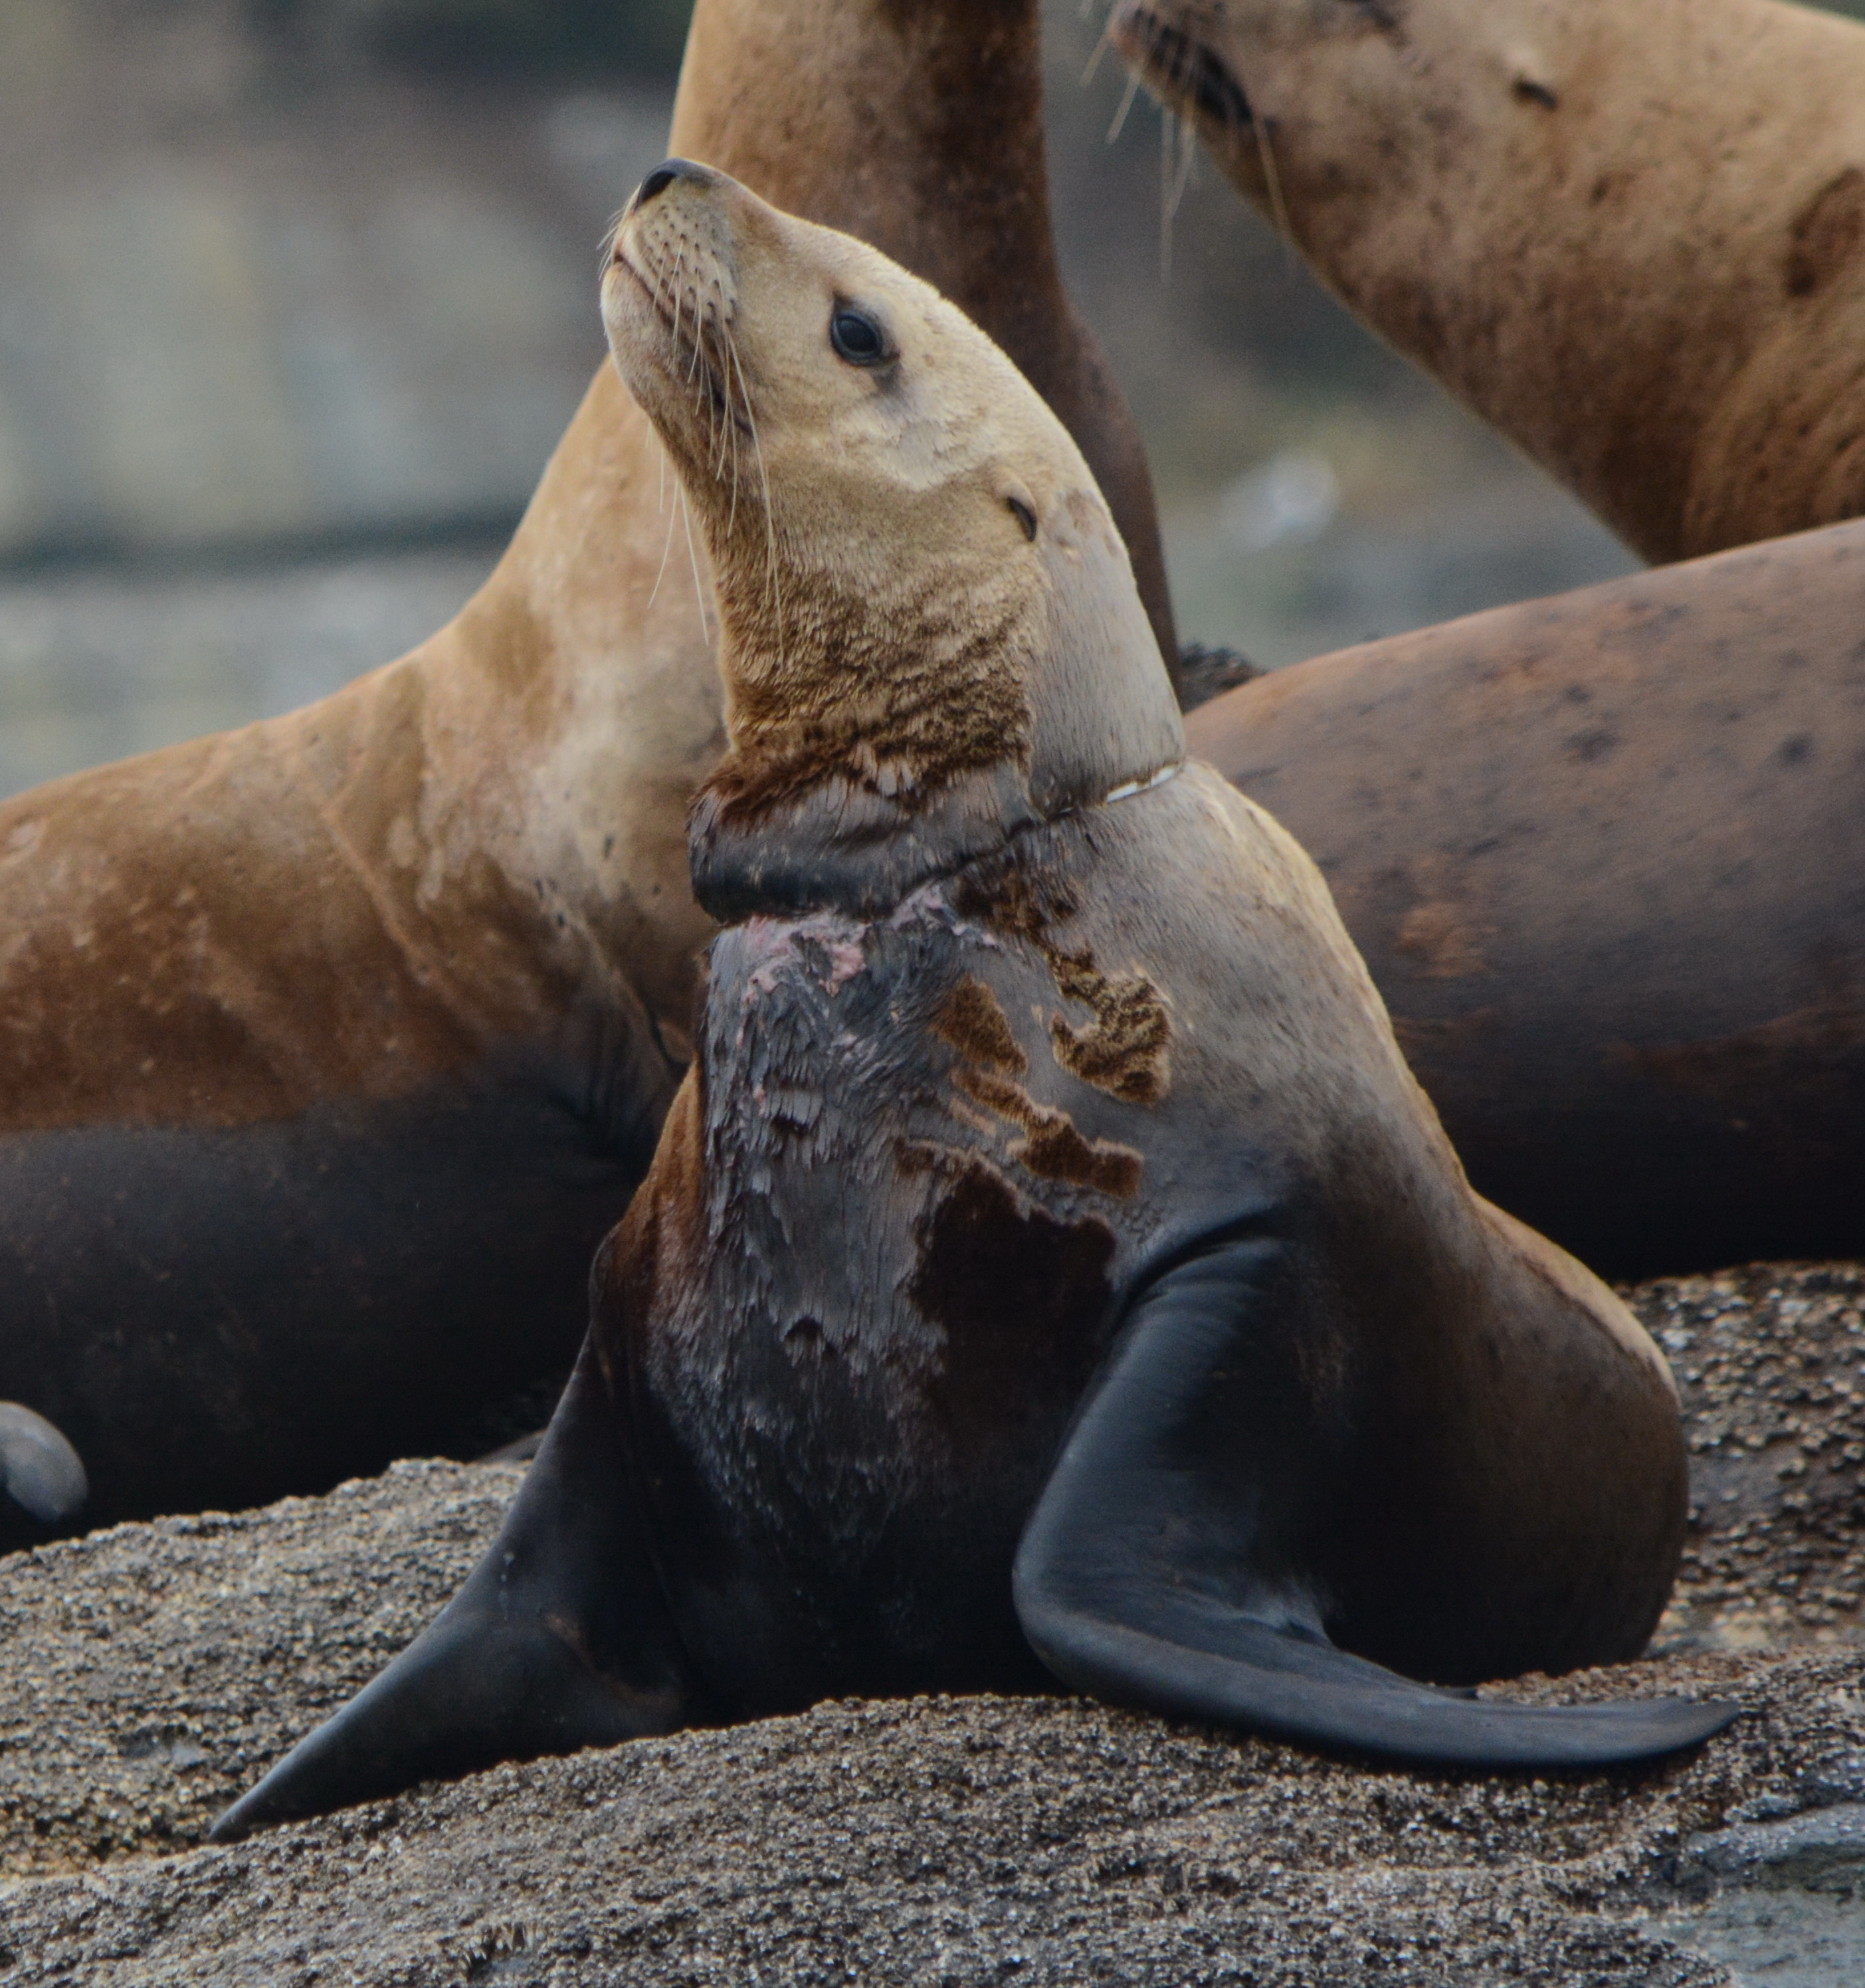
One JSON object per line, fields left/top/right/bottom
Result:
{"left": 1, "top": 1267, "right": 1864, "bottom": 1984}
{"left": 1632, "top": 1263, "right": 1865, "bottom": 1655}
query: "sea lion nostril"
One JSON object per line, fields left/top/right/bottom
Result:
{"left": 634, "top": 158, "right": 716, "bottom": 211}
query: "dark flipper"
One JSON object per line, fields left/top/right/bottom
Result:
{"left": 211, "top": 1343, "right": 691, "bottom": 1841}
{"left": 0, "top": 1402, "right": 87, "bottom": 1537}
{"left": 1013, "top": 1232, "right": 1739, "bottom": 1768}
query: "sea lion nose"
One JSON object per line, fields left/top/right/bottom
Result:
{"left": 633, "top": 157, "right": 718, "bottom": 211}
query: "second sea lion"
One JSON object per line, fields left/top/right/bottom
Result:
{"left": 0, "top": 0, "right": 1176, "bottom": 1526}
{"left": 1115, "top": 0, "right": 1865, "bottom": 562}
{"left": 1187, "top": 516, "right": 1865, "bottom": 1279}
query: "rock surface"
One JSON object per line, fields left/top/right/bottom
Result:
{"left": 2, "top": 1267, "right": 1864, "bottom": 1983}
{"left": 1632, "top": 1263, "right": 1865, "bottom": 1656}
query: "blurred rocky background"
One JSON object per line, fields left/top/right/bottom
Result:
{"left": 1, "top": 0, "right": 1857, "bottom": 798}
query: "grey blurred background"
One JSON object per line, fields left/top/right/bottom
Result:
{"left": 1, "top": 0, "right": 1854, "bottom": 799}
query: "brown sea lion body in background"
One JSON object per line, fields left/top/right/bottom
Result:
{"left": 1189, "top": 517, "right": 1865, "bottom": 1279}
{"left": 0, "top": 0, "right": 1173, "bottom": 1532}
{"left": 1108, "top": 0, "right": 1865, "bottom": 1273}
{"left": 214, "top": 167, "right": 1728, "bottom": 1842}
{"left": 1115, "top": 0, "right": 1865, "bottom": 561}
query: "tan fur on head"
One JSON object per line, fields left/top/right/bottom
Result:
{"left": 601, "top": 163, "right": 1182, "bottom": 837}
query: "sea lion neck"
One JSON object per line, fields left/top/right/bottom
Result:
{"left": 672, "top": 0, "right": 1178, "bottom": 664}
{"left": 601, "top": 166, "right": 1182, "bottom": 923}
{"left": 686, "top": 530, "right": 1048, "bottom": 925}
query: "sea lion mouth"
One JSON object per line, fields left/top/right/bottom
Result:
{"left": 1113, "top": 6, "right": 1254, "bottom": 132}
{"left": 608, "top": 216, "right": 755, "bottom": 461}
{"left": 621, "top": 260, "right": 749, "bottom": 442}
{"left": 612, "top": 248, "right": 677, "bottom": 338}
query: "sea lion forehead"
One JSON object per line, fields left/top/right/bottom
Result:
{"left": 605, "top": 160, "right": 1104, "bottom": 508}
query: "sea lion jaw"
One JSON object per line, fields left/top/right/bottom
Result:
{"left": 605, "top": 163, "right": 1183, "bottom": 914}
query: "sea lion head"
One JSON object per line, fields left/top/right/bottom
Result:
{"left": 602, "top": 160, "right": 1183, "bottom": 918}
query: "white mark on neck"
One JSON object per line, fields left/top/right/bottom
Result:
{"left": 1102, "top": 761, "right": 1183, "bottom": 806}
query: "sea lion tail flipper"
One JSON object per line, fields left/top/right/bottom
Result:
{"left": 1011, "top": 1230, "right": 1739, "bottom": 1768}
{"left": 209, "top": 1343, "right": 690, "bottom": 1842}
{"left": 0, "top": 1401, "right": 87, "bottom": 1534}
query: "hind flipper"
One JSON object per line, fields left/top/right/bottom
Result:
{"left": 1013, "top": 1231, "right": 1737, "bottom": 1768}
{"left": 211, "top": 1342, "right": 690, "bottom": 1840}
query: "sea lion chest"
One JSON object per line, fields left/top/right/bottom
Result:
{"left": 617, "top": 801, "right": 1272, "bottom": 1715}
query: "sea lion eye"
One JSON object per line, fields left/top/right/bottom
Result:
{"left": 829, "top": 306, "right": 889, "bottom": 367}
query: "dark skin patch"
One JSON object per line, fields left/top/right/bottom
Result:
{"left": 906, "top": 1152, "right": 1113, "bottom": 1430}
{"left": 1565, "top": 726, "right": 1618, "bottom": 764}
{"left": 781, "top": 1315, "right": 827, "bottom": 1362}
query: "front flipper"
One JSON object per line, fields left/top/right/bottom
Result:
{"left": 211, "top": 1343, "right": 692, "bottom": 1841}
{"left": 1012, "top": 1232, "right": 1737, "bottom": 1768}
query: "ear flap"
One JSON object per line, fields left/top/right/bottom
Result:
{"left": 210, "top": 1343, "right": 693, "bottom": 1841}
{"left": 1013, "top": 1230, "right": 1739, "bottom": 1769}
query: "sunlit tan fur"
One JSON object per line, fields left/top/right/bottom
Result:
{"left": 603, "top": 170, "right": 1183, "bottom": 825}
{"left": 1117, "top": 0, "right": 1865, "bottom": 563}
{"left": 0, "top": 0, "right": 1173, "bottom": 1136}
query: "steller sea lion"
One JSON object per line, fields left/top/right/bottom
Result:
{"left": 1113, "top": 0, "right": 1865, "bottom": 563}
{"left": 1185, "top": 516, "right": 1865, "bottom": 1280}
{"left": 211, "top": 165, "right": 1731, "bottom": 1842}
{"left": 0, "top": 0, "right": 1174, "bottom": 1527}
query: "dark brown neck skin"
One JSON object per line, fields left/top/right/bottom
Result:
{"left": 670, "top": 0, "right": 1179, "bottom": 678}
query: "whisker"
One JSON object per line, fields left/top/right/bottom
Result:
{"left": 1159, "top": 105, "right": 1174, "bottom": 280}
{"left": 1169, "top": 92, "right": 1199, "bottom": 217}
{"left": 736, "top": 361, "right": 783, "bottom": 672}
{"left": 678, "top": 482, "right": 713, "bottom": 646}
{"left": 686, "top": 258, "right": 707, "bottom": 387}
{"left": 645, "top": 439, "right": 680, "bottom": 613}
{"left": 1082, "top": 8, "right": 1116, "bottom": 87}
{"left": 664, "top": 248, "right": 685, "bottom": 359}
{"left": 1254, "top": 108, "right": 1296, "bottom": 262}
{"left": 710, "top": 280, "right": 732, "bottom": 482}
{"left": 1108, "top": 67, "right": 1142, "bottom": 144}
{"left": 722, "top": 324, "right": 745, "bottom": 536}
